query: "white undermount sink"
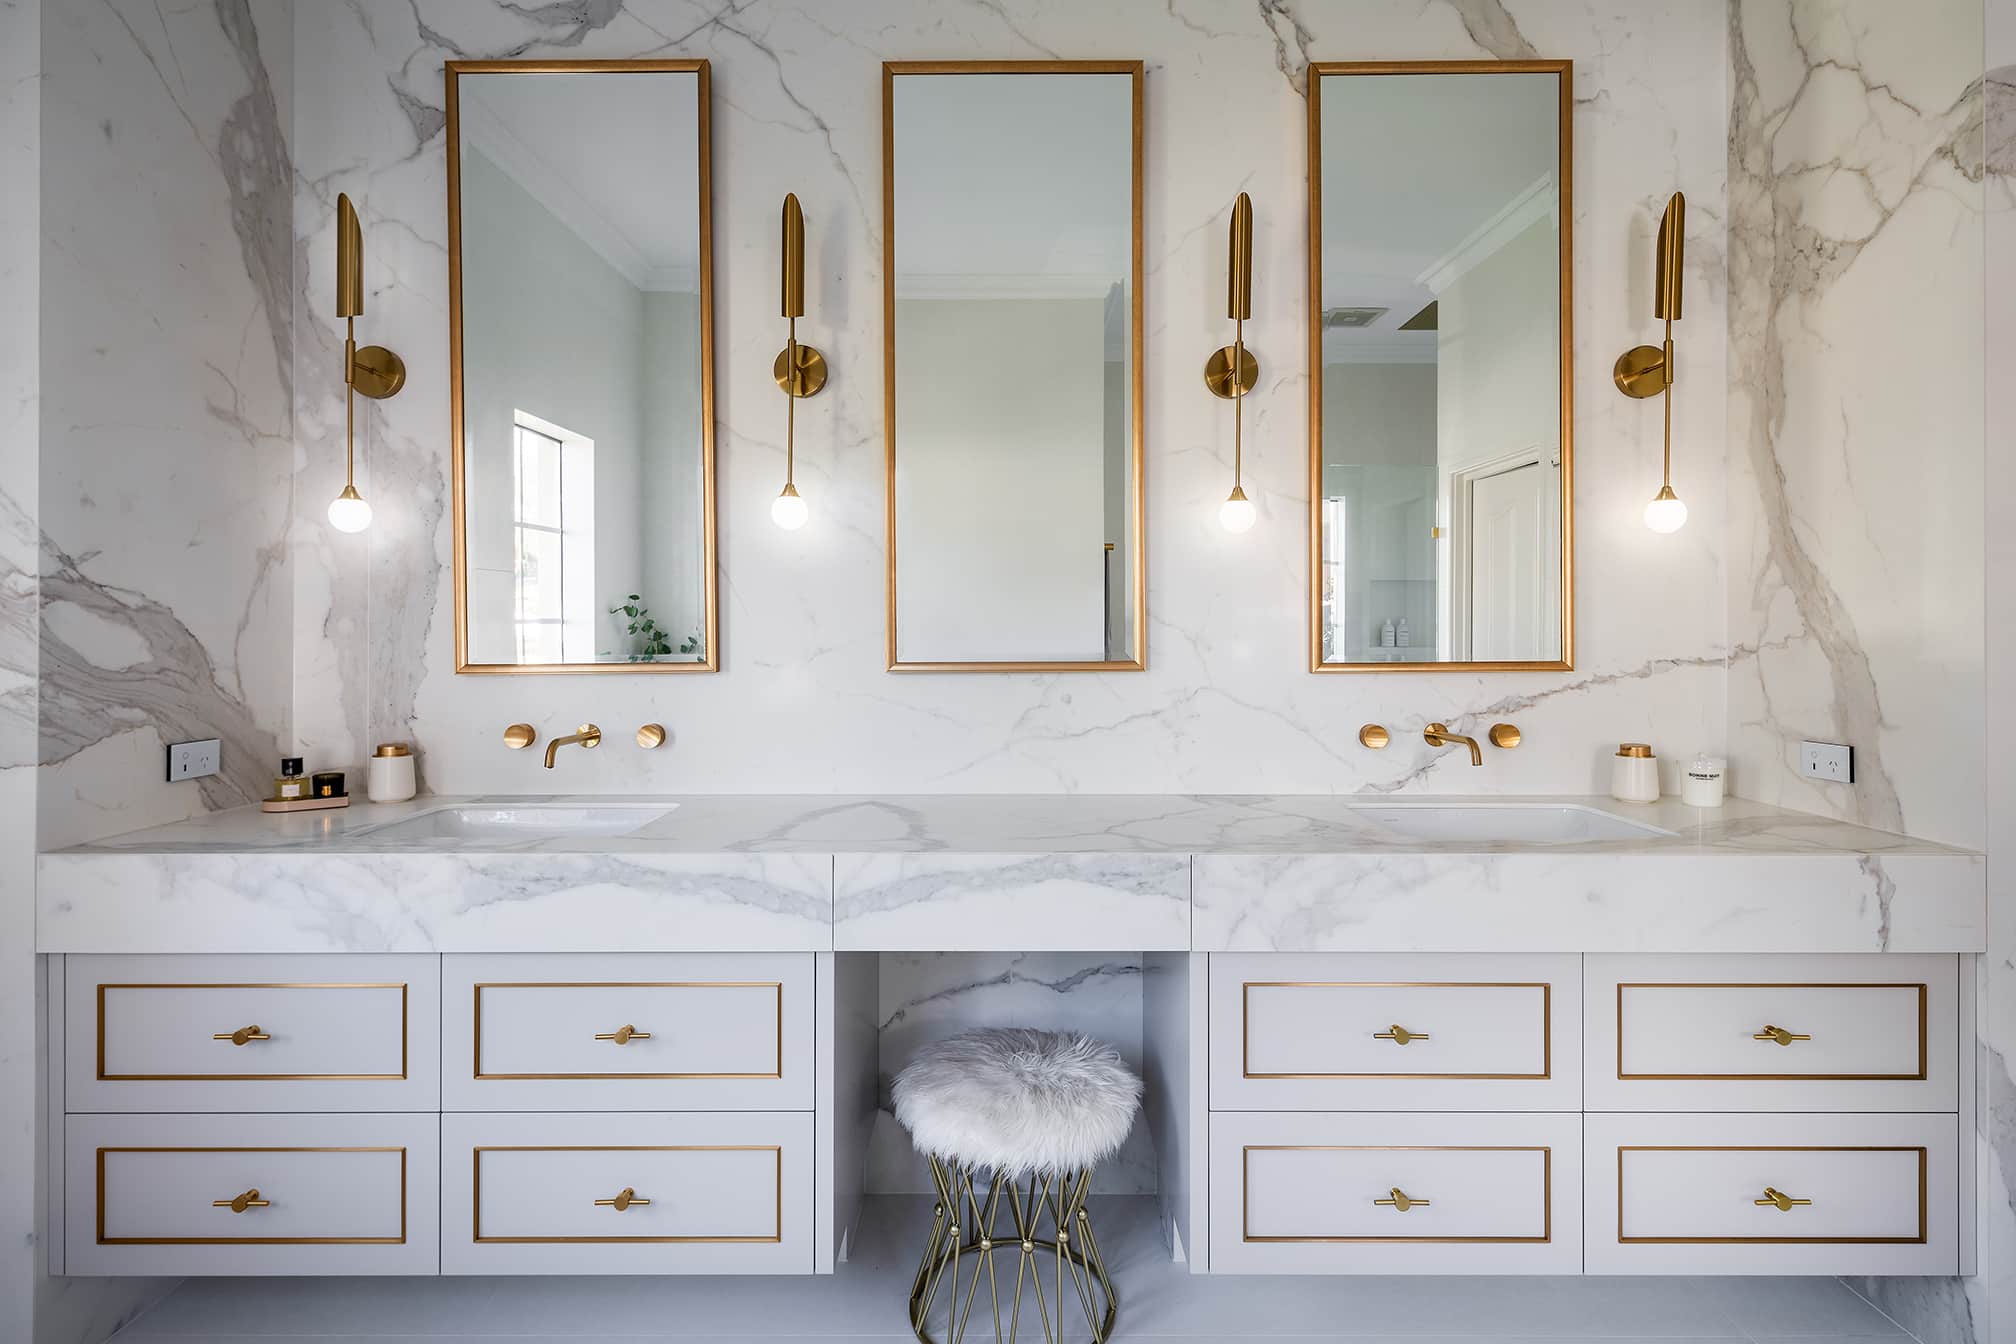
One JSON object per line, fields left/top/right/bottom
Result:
{"left": 359, "top": 804, "right": 676, "bottom": 843}
{"left": 1350, "top": 802, "right": 1675, "bottom": 845}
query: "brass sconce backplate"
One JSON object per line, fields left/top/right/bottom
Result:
{"left": 1612, "top": 342, "right": 1667, "bottom": 399}
{"left": 1204, "top": 344, "right": 1259, "bottom": 399}
{"left": 773, "top": 343, "right": 828, "bottom": 398}
{"left": 350, "top": 343, "right": 408, "bottom": 401}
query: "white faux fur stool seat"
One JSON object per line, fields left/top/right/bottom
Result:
{"left": 896, "top": 1028, "right": 1140, "bottom": 1343}
{"left": 893, "top": 1026, "right": 1143, "bottom": 1177}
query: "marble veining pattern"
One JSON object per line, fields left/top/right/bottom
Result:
{"left": 291, "top": 0, "right": 1732, "bottom": 801}
{"left": 1724, "top": 0, "right": 1987, "bottom": 852}
{"left": 38, "top": 0, "right": 297, "bottom": 849}
{"left": 36, "top": 793, "right": 1984, "bottom": 957}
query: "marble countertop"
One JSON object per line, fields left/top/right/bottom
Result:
{"left": 37, "top": 795, "right": 1985, "bottom": 956}
{"left": 45, "top": 793, "right": 1974, "bottom": 857}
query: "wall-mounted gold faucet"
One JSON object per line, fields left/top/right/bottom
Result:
{"left": 1423, "top": 722, "right": 1483, "bottom": 766}
{"left": 543, "top": 723, "right": 602, "bottom": 769}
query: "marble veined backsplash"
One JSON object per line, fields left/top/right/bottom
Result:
{"left": 287, "top": 0, "right": 1732, "bottom": 800}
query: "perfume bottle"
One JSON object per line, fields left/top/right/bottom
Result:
{"left": 270, "top": 757, "right": 307, "bottom": 802}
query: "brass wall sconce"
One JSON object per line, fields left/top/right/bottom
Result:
{"left": 329, "top": 193, "right": 406, "bottom": 533}
{"left": 1615, "top": 191, "right": 1686, "bottom": 533}
{"left": 1206, "top": 192, "right": 1259, "bottom": 533}
{"left": 772, "top": 193, "right": 827, "bottom": 531}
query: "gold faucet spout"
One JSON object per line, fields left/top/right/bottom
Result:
{"left": 1424, "top": 722, "right": 1483, "bottom": 766}
{"left": 543, "top": 723, "right": 602, "bottom": 769}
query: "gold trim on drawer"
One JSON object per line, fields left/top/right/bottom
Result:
{"left": 96, "top": 983, "right": 410, "bottom": 1081}
{"left": 96, "top": 1147, "right": 408, "bottom": 1245}
{"left": 1241, "top": 1145, "right": 1552, "bottom": 1243}
{"left": 471, "top": 982, "right": 786, "bottom": 1080}
{"left": 1615, "top": 1146, "right": 1928, "bottom": 1244}
{"left": 471, "top": 1146, "right": 783, "bottom": 1243}
{"left": 1241, "top": 982, "right": 1552, "bottom": 1080}
{"left": 1614, "top": 983, "right": 1929, "bottom": 1081}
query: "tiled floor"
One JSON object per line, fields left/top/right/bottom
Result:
{"left": 112, "top": 1197, "right": 1917, "bottom": 1342}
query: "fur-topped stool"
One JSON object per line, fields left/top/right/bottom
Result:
{"left": 893, "top": 1027, "right": 1143, "bottom": 1344}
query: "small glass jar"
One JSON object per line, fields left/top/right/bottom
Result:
{"left": 367, "top": 743, "right": 417, "bottom": 803}
{"left": 1610, "top": 743, "right": 1660, "bottom": 803}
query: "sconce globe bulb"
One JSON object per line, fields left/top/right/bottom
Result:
{"left": 327, "top": 484, "right": 372, "bottom": 534}
{"left": 1219, "top": 485, "right": 1256, "bottom": 534}
{"left": 1643, "top": 484, "right": 1687, "bottom": 534}
{"left": 771, "top": 483, "right": 808, "bottom": 531}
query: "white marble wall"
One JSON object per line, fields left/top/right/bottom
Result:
{"left": 1983, "top": 4, "right": 2014, "bottom": 1343}
{"left": 867, "top": 952, "right": 1155, "bottom": 1195}
{"left": 1725, "top": 0, "right": 1988, "bottom": 853}
{"left": 1724, "top": 2, "right": 1992, "bottom": 1338}
{"left": 37, "top": 0, "right": 297, "bottom": 851}
{"left": 292, "top": 0, "right": 1731, "bottom": 798}
{"left": 2, "top": 4, "right": 41, "bottom": 1335}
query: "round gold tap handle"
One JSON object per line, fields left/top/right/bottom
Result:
{"left": 1373, "top": 1187, "right": 1429, "bottom": 1212}
{"left": 1373, "top": 1025, "right": 1428, "bottom": 1046}
{"left": 213, "top": 1188, "right": 270, "bottom": 1213}
{"left": 1753, "top": 1025, "right": 1811, "bottom": 1046}
{"left": 503, "top": 723, "right": 537, "bottom": 750}
{"left": 1754, "top": 1186, "right": 1811, "bottom": 1211}
{"left": 594, "top": 1187, "right": 650, "bottom": 1211}
{"left": 213, "top": 1026, "right": 271, "bottom": 1046}
{"left": 594, "top": 1025, "right": 651, "bottom": 1045}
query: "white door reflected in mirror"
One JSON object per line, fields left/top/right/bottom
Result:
{"left": 1309, "top": 63, "right": 1573, "bottom": 671}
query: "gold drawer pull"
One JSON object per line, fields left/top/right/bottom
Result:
{"left": 212, "top": 1188, "right": 270, "bottom": 1213}
{"left": 1373, "top": 1187, "right": 1428, "bottom": 1212}
{"left": 594, "top": 1025, "right": 651, "bottom": 1045}
{"left": 594, "top": 1187, "right": 650, "bottom": 1211}
{"left": 1755, "top": 1186, "right": 1812, "bottom": 1212}
{"left": 1373, "top": 1024, "right": 1428, "bottom": 1046}
{"left": 1753, "top": 1025, "right": 1811, "bottom": 1047}
{"left": 212, "top": 1025, "right": 271, "bottom": 1046}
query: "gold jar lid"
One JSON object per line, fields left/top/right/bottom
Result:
{"left": 373, "top": 742, "right": 413, "bottom": 758}
{"left": 1616, "top": 742, "right": 1654, "bottom": 758}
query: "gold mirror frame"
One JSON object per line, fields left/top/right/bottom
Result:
{"left": 881, "top": 60, "right": 1147, "bottom": 673}
{"left": 1306, "top": 59, "right": 1574, "bottom": 674}
{"left": 446, "top": 59, "right": 718, "bottom": 675}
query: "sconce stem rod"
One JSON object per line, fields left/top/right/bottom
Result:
{"left": 1232, "top": 316, "right": 1245, "bottom": 488}
{"left": 785, "top": 316, "right": 797, "bottom": 487}
{"left": 343, "top": 316, "right": 357, "bottom": 490}
{"left": 1659, "top": 313, "right": 1674, "bottom": 490}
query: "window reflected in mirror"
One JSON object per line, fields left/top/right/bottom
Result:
{"left": 448, "top": 61, "right": 716, "bottom": 673}
{"left": 1309, "top": 62, "right": 1572, "bottom": 672}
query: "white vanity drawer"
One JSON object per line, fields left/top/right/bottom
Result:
{"left": 1210, "top": 954, "right": 1580, "bottom": 1110}
{"left": 1207, "top": 1111, "right": 1581, "bottom": 1274}
{"left": 66, "top": 954, "right": 440, "bottom": 1112}
{"left": 1585, "top": 954, "right": 1956, "bottom": 1111}
{"left": 64, "top": 1112, "right": 439, "bottom": 1276}
{"left": 441, "top": 1111, "right": 813, "bottom": 1274}
{"left": 1584, "top": 1112, "right": 1957, "bottom": 1275}
{"left": 441, "top": 953, "right": 813, "bottom": 1111}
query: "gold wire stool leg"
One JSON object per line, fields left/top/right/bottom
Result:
{"left": 909, "top": 1160, "right": 1115, "bottom": 1344}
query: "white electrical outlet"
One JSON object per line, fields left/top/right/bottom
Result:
{"left": 1799, "top": 740, "right": 1853, "bottom": 784}
{"left": 166, "top": 738, "right": 222, "bottom": 783}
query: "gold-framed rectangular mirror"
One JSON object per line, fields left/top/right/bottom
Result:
{"left": 447, "top": 59, "right": 716, "bottom": 674}
{"left": 1308, "top": 60, "right": 1573, "bottom": 672}
{"left": 883, "top": 61, "right": 1145, "bottom": 672}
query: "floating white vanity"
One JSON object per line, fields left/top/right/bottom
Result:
{"left": 35, "top": 794, "right": 1985, "bottom": 1284}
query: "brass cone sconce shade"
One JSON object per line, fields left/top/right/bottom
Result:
{"left": 772, "top": 193, "right": 826, "bottom": 530}
{"left": 1616, "top": 191, "right": 1687, "bottom": 533}
{"left": 1207, "top": 192, "right": 1259, "bottom": 532}
{"left": 330, "top": 193, "right": 406, "bottom": 533}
